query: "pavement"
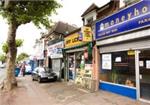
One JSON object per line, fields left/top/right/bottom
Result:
{"left": 0, "top": 76, "right": 150, "bottom": 105}
{"left": 0, "top": 68, "right": 6, "bottom": 89}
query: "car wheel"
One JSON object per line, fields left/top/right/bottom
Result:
{"left": 53, "top": 76, "right": 57, "bottom": 81}
{"left": 38, "top": 76, "right": 42, "bottom": 83}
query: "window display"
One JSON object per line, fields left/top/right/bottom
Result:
{"left": 100, "top": 51, "right": 135, "bottom": 87}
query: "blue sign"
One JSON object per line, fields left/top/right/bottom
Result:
{"left": 95, "top": 1, "right": 150, "bottom": 40}
{"left": 78, "top": 31, "right": 83, "bottom": 41}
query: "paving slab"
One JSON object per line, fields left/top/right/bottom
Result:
{"left": 0, "top": 76, "right": 149, "bottom": 105}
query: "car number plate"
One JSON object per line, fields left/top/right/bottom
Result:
{"left": 48, "top": 77, "right": 53, "bottom": 79}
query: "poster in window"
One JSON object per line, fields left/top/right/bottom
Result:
{"left": 146, "top": 60, "right": 150, "bottom": 69}
{"left": 139, "top": 61, "right": 144, "bottom": 67}
{"left": 115, "top": 57, "right": 121, "bottom": 62}
{"left": 102, "top": 54, "right": 112, "bottom": 70}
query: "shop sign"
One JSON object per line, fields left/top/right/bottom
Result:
{"left": 102, "top": 54, "right": 112, "bottom": 70}
{"left": 127, "top": 50, "right": 135, "bottom": 55}
{"left": 47, "top": 41, "right": 64, "bottom": 58}
{"left": 65, "top": 32, "right": 84, "bottom": 48}
{"left": 84, "top": 64, "right": 92, "bottom": 70}
{"left": 95, "top": 1, "right": 150, "bottom": 40}
{"left": 81, "top": 26, "right": 93, "bottom": 42}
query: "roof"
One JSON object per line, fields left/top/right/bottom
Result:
{"left": 81, "top": 3, "right": 99, "bottom": 17}
{"left": 64, "top": 28, "right": 81, "bottom": 37}
{"left": 41, "top": 21, "right": 78, "bottom": 39}
{"left": 48, "top": 21, "right": 77, "bottom": 36}
{"left": 97, "top": 1, "right": 114, "bottom": 13}
{"left": 81, "top": 1, "right": 118, "bottom": 17}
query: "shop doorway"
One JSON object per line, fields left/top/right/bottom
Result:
{"left": 68, "top": 54, "right": 75, "bottom": 81}
{"left": 139, "top": 50, "right": 150, "bottom": 101}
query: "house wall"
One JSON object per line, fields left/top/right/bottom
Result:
{"left": 83, "top": 10, "right": 97, "bottom": 25}
{"left": 97, "top": 1, "right": 119, "bottom": 20}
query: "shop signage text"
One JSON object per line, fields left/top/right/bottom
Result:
{"left": 65, "top": 32, "right": 84, "bottom": 48}
{"left": 47, "top": 41, "right": 64, "bottom": 58}
{"left": 81, "top": 26, "right": 93, "bottom": 42}
{"left": 95, "top": 1, "right": 150, "bottom": 40}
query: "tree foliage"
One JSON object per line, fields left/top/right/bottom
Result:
{"left": 17, "top": 52, "right": 29, "bottom": 62}
{"left": 2, "top": 43, "right": 8, "bottom": 54}
{"left": 0, "top": 0, "right": 61, "bottom": 91}
{"left": 0, "top": 54, "right": 6, "bottom": 62}
{"left": 0, "top": 0, "right": 61, "bottom": 28}
{"left": 2, "top": 39, "right": 23, "bottom": 54}
{"left": 16, "top": 39, "right": 23, "bottom": 47}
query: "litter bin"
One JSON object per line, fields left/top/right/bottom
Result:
{"left": 15, "top": 68, "right": 20, "bottom": 77}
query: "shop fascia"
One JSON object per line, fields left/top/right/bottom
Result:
{"left": 95, "top": 0, "right": 150, "bottom": 40}
{"left": 64, "top": 28, "right": 94, "bottom": 90}
{"left": 65, "top": 26, "right": 93, "bottom": 49}
{"left": 47, "top": 41, "right": 64, "bottom": 59}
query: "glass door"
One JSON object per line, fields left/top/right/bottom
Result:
{"left": 139, "top": 50, "right": 150, "bottom": 100}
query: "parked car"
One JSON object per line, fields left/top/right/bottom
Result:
{"left": 32, "top": 67, "right": 57, "bottom": 83}
{"left": 0, "top": 63, "right": 6, "bottom": 69}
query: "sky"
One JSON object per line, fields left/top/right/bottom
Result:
{"left": 0, "top": 0, "right": 110, "bottom": 55}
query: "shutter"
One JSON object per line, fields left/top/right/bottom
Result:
{"left": 99, "top": 39, "right": 150, "bottom": 53}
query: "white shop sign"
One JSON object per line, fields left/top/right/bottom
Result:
{"left": 47, "top": 41, "right": 64, "bottom": 58}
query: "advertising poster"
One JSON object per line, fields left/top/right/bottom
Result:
{"left": 102, "top": 54, "right": 112, "bottom": 70}
{"left": 81, "top": 26, "right": 92, "bottom": 42}
{"left": 146, "top": 60, "right": 150, "bottom": 69}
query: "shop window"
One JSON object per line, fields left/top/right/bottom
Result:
{"left": 76, "top": 52, "right": 84, "bottom": 68}
{"left": 100, "top": 51, "right": 135, "bottom": 87}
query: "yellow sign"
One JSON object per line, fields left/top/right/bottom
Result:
{"left": 82, "top": 26, "right": 92, "bottom": 42}
{"left": 128, "top": 50, "right": 135, "bottom": 55}
{"left": 65, "top": 32, "right": 83, "bottom": 48}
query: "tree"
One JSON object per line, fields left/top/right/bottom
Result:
{"left": 2, "top": 39, "right": 23, "bottom": 54}
{"left": 17, "top": 52, "right": 29, "bottom": 62}
{"left": 0, "top": 0, "right": 61, "bottom": 91}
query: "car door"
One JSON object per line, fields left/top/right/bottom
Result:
{"left": 33, "top": 68, "right": 39, "bottom": 80}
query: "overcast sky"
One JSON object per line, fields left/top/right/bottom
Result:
{"left": 0, "top": 0, "right": 110, "bottom": 55}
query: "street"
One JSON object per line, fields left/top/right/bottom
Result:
{"left": 0, "top": 76, "right": 149, "bottom": 105}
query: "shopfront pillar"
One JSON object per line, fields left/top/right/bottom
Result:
{"left": 93, "top": 45, "right": 100, "bottom": 91}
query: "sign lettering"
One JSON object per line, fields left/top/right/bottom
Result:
{"left": 95, "top": 1, "right": 150, "bottom": 40}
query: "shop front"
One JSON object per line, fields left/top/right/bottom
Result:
{"left": 95, "top": 0, "right": 150, "bottom": 102}
{"left": 47, "top": 41, "right": 64, "bottom": 80}
{"left": 64, "top": 28, "right": 95, "bottom": 91}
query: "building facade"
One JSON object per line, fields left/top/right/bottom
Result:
{"left": 81, "top": 0, "right": 120, "bottom": 91}
{"left": 47, "top": 40, "right": 64, "bottom": 80}
{"left": 95, "top": 0, "right": 150, "bottom": 102}
{"left": 64, "top": 27, "right": 95, "bottom": 91}
{"left": 41, "top": 21, "right": 77, "bottom": 80}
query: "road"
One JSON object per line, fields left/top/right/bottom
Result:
{"left": 0, "top": 76, "right": 149, "bottom": 105}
